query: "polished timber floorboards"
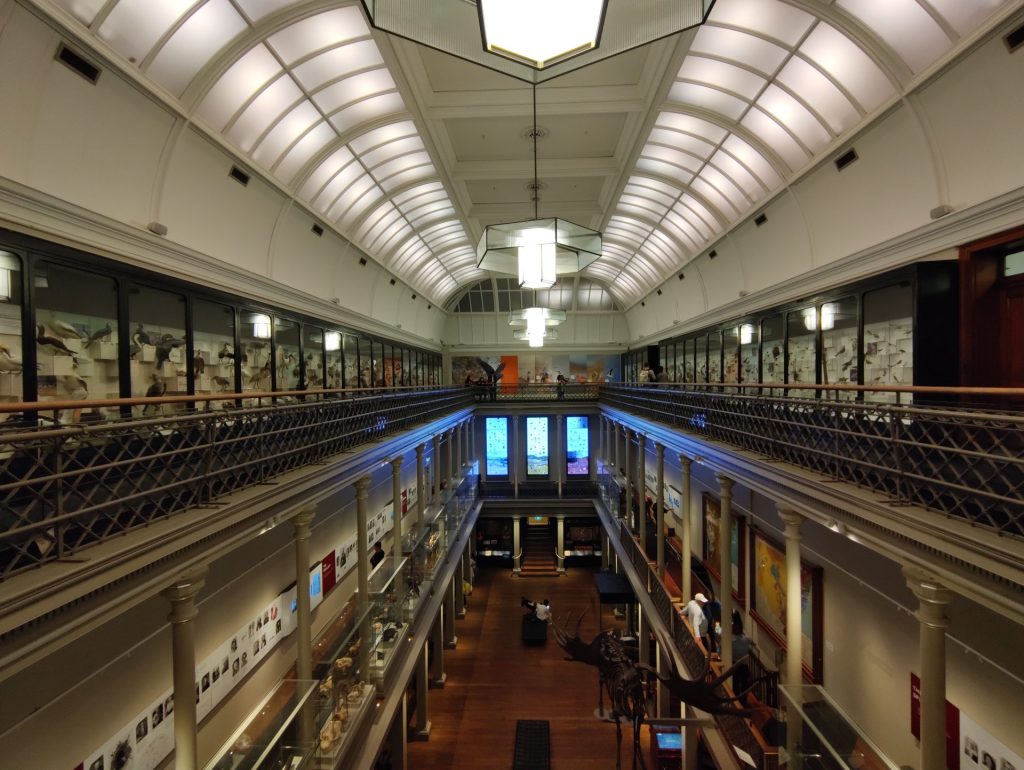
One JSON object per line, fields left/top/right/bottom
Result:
{"left": 406, "top": 565, "right": 651, "bottom": 769}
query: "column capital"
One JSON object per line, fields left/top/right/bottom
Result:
{"left": 390, "top": 456, "right": 404, "bottom": 471}
{"left": 655, "top": 442, "right": 665, "bottom": 457}
{"left": 355, "top": 475, "right": 371, "bottom": 497}
{"left": 162, "top": 566, "right": 208, "bottom": 623}
{"left": 416, "top": 442, "right": 426, "bottom": 457}
{"left": 293, "top": 504, "right": 315, "bottom": 537}
{"left": 637, "top": 432, "right": 646, "bottom": 445}
{"left": 678, "top": 453, "right": 692, "bottom": 470}
{"left": 903, "top": 566, "right": 954, "bottom": 628}
{"left": 715, "top": 472, "right": 734, "bottom": 493}
{"left": 779, "top": 507, "right": 804, "bottom": 538}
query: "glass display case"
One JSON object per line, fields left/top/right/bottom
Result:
{"left": 761, "top": 314, "right": 784, "bottom": 389}
{"left": 708, "top": 331, "right": 722, "bottom": 384}
{"left": 343, "top": 334, "right": 359, "bottom": 389}
{"left": 302, "top": 324, "right": 325, "bottom": 392}
{"left": 863, "top": 284, "right": 913, "bottom": 403}
{"left": 786, "top": 307, "right": 816, "bottom": 397}
{"left": 695, "top": 334, "right": 708, "bottom": 382}
{"left": 563, "top": 518, "right": 602, "bottom": 560}
{"left": 240, "top": 311, "right": 273, "bottom": 395}
{"left": 0, "top": 250, "right": 24, "bottom": 404}
{"left": 683, "top": 338, "right": 695, "bottom": 383}
{"left": 820, "top": 297, "right": 858, "bottom": 399}
{"left": 275, "top": 317, "right": 301, "bottom": 394}
{"left": 723, "top": 326, "right": 739, "bottom": 383}
{"left": 356, "top": 337, "right": 371, "bottom": 388}
{"left": 193, "top": 298, "right": 236, "bottom": 406}
{"left": 740, "top": 323, "right": 757, "bottom": 384}
{"left": 324, "top": 330, "right": 343, "bottom": 390}
{"left": 128, "top": 285, "right": 188, "bottom": 417}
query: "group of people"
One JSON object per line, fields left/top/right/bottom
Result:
{"left": 522, "top": 597, "right": 551, "bottom": 621}
{"left": 638, "top": 363, "right": 669, "bottom": 384}
{"left": 683, "top": 592, "right": 755, "bottom": 692}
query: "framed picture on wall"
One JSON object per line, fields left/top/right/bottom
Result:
{"left": 701, "top": 493, "right": 746, "bottom": 604}
{"left": 749, "top": 527, "right": 823, "bottom": 683}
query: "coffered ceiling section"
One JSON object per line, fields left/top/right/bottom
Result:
{"left": 45, "top": 0, "right": 481, "bottom": 303}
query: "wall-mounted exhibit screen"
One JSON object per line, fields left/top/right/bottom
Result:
{"left": 566, "top": 416, "right": 589, "bottom": 476}
{"left": 526, "top": 416, "right": 549, "bottom": 476}
{"left": 485, "top": 417, "right": 509, "bottom": 477}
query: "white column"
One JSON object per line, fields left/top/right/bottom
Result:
{"left": 679, "top": 454, "right": 693, "bottom": 602}
{"left": 293, "top": 505, "right": 315, "bottom": 684}
{"left": 429, "top": 610, "right": 446, "bottom": 687}
{"left": 513, "top": 416, "right": 520, "bottom": 496}
{"left": 905, "top": 566, "right": 954, "bottom": 770}
{"left": 447, "top": 428, "right": 455, "bottom": 484}
{"left": 638, "top": 608, "right": 650, "bottom": 666}
{"left": 622, "top": 426, "right": 632, "bottom": 525}
{"left": 161, "top": 566, "right": 208, "bottom": 770}
{"left": 432, "top": 434, "right": 441, "bottom": 502}
{"left": 717, "top": 473, "right": 734, "bottom": 669}
{"left": 414, "top": 644, "right": 431, "bottom": 740}
{"left": 388, "top": 693, "right": 408, "bottom": 770}
{"left": 655, "top": 443, "right": 665, "bottom": 579}
{"left": 637, "top": 432, "right": 648, "bottom": 555}
{"left": 556, "top": 415, "right": 563, "bottom": 498}
{"left": 355, "top": 476, "right": 371, "bottom": 677}
{"left": 415, "top": 443, "right": 426, "bottom": 538}
{"left": 600, "top": 528, "right": 610, "bottom": 570}
{"left": 556, "top": 515, "right": 565, "bottom": 573}
{"left": 469, "top": 417, "right": 476, "bottom": 467}
{"left": 656, "top": 637, "right": 670, "bottom": 719}
{"left": 513, "top": 516, "right": 521, "bottom": 574}
{"left": 390, "top": 456, "right": 403, "bottom": 552}
{"left": 444, "top": 577, "right": 458, "bottom": 648}
{"left": 455, "top": 548, "right": 466, "bottom": 618}
{"left": 779, "top": 508, "right": 804, "bottom": 690}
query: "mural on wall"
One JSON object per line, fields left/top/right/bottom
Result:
{"left": 451, "top": 355, "right": 618, "bottom": 384}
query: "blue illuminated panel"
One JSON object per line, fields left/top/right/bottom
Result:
{"left": 485, "top": 417, "right": 509, "bottom": 477}
{"left": 526, "top": 416, "right": 549, "bottom": 476}
{"left": 566, "top": 416, "right": 589, "bottom": 475}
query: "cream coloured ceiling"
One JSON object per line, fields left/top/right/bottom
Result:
{"left": 35, "top": 0, "right": 1020, "bottom": 309}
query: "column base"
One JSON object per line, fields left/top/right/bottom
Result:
{"left": 413, "top": 722, "right": 432, "bottom": 741}
{"left": 444, "top": 636, "right": 458, "bottom": 649}
{"left": 430, "top": 673, "right": 447, "bottom": 689}
{"left": 557, "top": 566, "right": 566, "bottom": 574}
{"left": 457, "top": 608, "right": 467, "bottom": 618}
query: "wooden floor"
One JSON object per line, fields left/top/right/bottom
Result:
{"left": 407, "top": 565, "right": 651, "bottom": 769}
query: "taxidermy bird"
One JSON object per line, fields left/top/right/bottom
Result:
{"left": 476, "top": 358, "right": 506, "bottom": 383}
{"left": 133, "top": 323, "right": 152, "bottom": 348}
{"left": 61, "top": 374, "right": 89, "bottom": 399}
{"left": 218, "top": 343, "right": 236, "bottom": 361}
{"left": 193, "top": 356, "right": 206, "bottom": 375}
{"left": 37, "top": 325, "right": 78, "bottom": 361}
{"left": 0, "top": 345, "right": 26, "bottom": 373}
{"left": 212, "top": 376, "right": 231, "bottom": 392}
{"left": 50, "top": 318, "right": 85, "bottom": 340}
{"left": 155, "top": 335, "right": 186, "bottom": 368}
{"left": 247, "top": 359, "right": 271, "bottom": 387}
{"left": 143, "top": 374, "right": 166, "bottom": 415}
{"left": 86, "top": 322, "right": 113, "bottom": 344}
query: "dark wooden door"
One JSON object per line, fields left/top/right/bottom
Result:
{"left": 1001, "top": 279, "right": 1024, "bottom": 387}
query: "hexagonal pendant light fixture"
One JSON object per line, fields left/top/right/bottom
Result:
{"left": 478, "top": 0, "right": 608, "bottom": 70}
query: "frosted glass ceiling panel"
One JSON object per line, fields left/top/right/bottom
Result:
{"left": 316, "top": 162, "right": 368, "bottom": 211}
{"left": 252, "top": 100, "right": 321, "bottom": 168}
{"left": 98, "top": 0, "right": 196, "bottom": 64}
{"left": 721, "top": 134, "right": 781, "bottom": 188}
{"left": 361, "top": 137, "right": 424, "bottom": 170}
{"left": 668, "top": 82, "right": 748, "bottom": 121}
{"left": 357, "top": 202, "right": 398, "bottom": 241}
{"left": 700, "top": 165, "right": 749, "bottom": 208}
{"left": 629, "top": 176, "right": 683, "bottom": 200}
{"left": 393, "top": 181, "right": 442, "bottom": 206}
{"left": 267, "top": 7, "right": 369, "bottom": 65}
{"left": 275, "top": 122, "right": 336, "bottom": 184}
{"left": 313, "top": 70, "right": 396, "bottom": 113}
{"left": 777, "top": 57, "right": 859, "bottom": 134}
{"left": 676, "top": 196, "right": 719, "bottom": 234}
{"left": 623, "top": 185, "right": 676, "bottom": 209}
{"left": 648, "top": 129, "right": 717, "bottom": 159}
{"left": 329, "top": 93, "right": 406, "bottom": 135}
{"left": 692, "top": 177, "right": 739, "bottom": 219}
{"left": 741, "top": 108, "right": 808, "bottom": 170}
{"left": 677, "top": 56, "right": 767, "bottom": 100}
{"left": 691, "top": 26, "right": 788, "bottom": 76}
{"left": 927, "top": 0, "right": 1006, "bottom": 36}
{"left": 707, "top": 0, "right": 814, "bottom": 46}
{"left": 292, "top": 41, "right": 385, "bottom": 90}
{"left": 659, "top": 216, "right": 700, "bottom": 250}
{"left": 635, "top": 159, "right": 696, "bottom": 186}
{"left": 350, "top": 121, "right": 418, "bottom": 154}
{"left": 618, "top": 203, "right": 666, "bottom": 224}
{"left": 708, "top": 150, "right": 763, "bottom": 198}
{"left": 800, "top": 25, "right": 894, "bottom": 111}
{"left": 656, "top": 113, "right": 728, "bottom": 144}
{"left": 649, "top": 229, "right": 684, "bottom": 256}
{"left": 300, "top": 146, "right": 354, "bottom": 202}
{"left": 837, "top": 0, "right": 951, "bottom": 73}
{"left": 757, "top": 85, "right": 830, "bottom": 150}
{"left": 328, "top": 174, "right": 378, "bottom": 222}
{"left": 52, "top": 0, "right": 105, "bottom": 24}
{"left": 236, "top": 0, "right": 304, "bottom": 23}
{"left": 379, "top": 165, "right": 434, "bottom": 193}
{"left": 148, "top": 0, "right": 246, "bottom": 96}
{"left": 643, "top": 145, "right": 704, "bottom": 173}
{"left": 197, "top": 45, "right": 281, "bottom": 131}
{"left": 226, "top": 75, "right": 303, "bottom": 152}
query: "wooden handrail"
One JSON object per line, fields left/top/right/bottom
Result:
{"left": 616, "top": 381, "right": 1024, "bottom": 396}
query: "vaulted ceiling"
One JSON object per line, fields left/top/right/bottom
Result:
{"left": 37, "top": 0, "right": 1018, "bottom": 309}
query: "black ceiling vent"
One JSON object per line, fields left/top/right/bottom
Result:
{"left": 56, "top": 44, "right": 100, "bottom": 84}
{"left": 656, "top": 289, "right": 662, "bottom": 295}
{"left": 389, "top": 278, "right": 396, "bottom": 286}
{"left": 411, "top": 294, "right": 416, "bottom": 300}
{"left": 754, "top": 213, "right": 768, "bottom": 227}
{"left": 311, "top": 223, "right": 324, "bottom": 237}
{"left": 1005, "top": 20, "right": 1024, "bottom": 52}
{"left": 678, "top": 273, "right": 685, "bottom": 280}
{"left": 228, "top": 166, "right": 250, "bottom": 187}
{"left": 640, "top": 301, "right": 646, "bottom": 307}
{"left": 427, "top": 304, "right": 432, "bottom": 310}
{"left": 835, "top": 148, "right": 859, "bottom": 171}
{"left": 708, "top": 249, "right": 717, "bottom": 259}
{"left": 359, "top": 257, "right": 367, "bottom": 266}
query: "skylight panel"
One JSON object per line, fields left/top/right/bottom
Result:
{"left": 350, "top": 121, "right": 418, "bottom": 154}
{"left": 677, "top": 56, "right": 767, "bottom": 100}
{"left": 196, "top": 45, "right": 282, "bottom": 132}
{"left": 647, "top": 129, "right": 717, "bottom": 159}
{"left": 675, "top": 196, "right": 719, "bottom": 236}
{"left": 619, "top": 194, "right": 669, "bottom": 217}
{"left": 691, "top": 26, "right": 789, "bottom": 77}
{"left": 659, "top": 213, "right": 701, "bottom": 251}
{"left": 98, "top": 0, "right": 196, "bottom": 65}
{"left": 741, "top": 108, "right": 809, "bottom": 171}
{"left": 628, "top": 176, "right": 683, "bottom": 200}
{"left": 405, "top": 203, "right": 453, "bottom": 227}
{"left": 636, "top": 159, "right": 696, "bottom": 185}
{"left": 777, "top": 57, "right": 859, "bottom": 134}
{"left": 226, "top": 75, "right": 303, "bottom": 152}
{"left": 329, "top": 93, "right": 406, "bottom": 135}
{"left": 299, "top": 146, "right": 354, "bottom": 201}
{"left": 623, "top": 184, "right": 677, "bottom": 209}
{"left": 308, "top": 153, "right": 361, "bottom": 209}
{"left": 799, "top": 25, "right": 894, "bottom": 112}
{"left": 707, "top": 0, "right": 814, "bottom": 46}
{"left": 330, "top": 175, "right": 381, "bottom": 226}
{"left": 656, "top": 113, "right": 728, "bottom": 144}
{"left": 355, "top": 201, "right": 399, "bottom": 243}
{"left": 721, "top": 135, "right": 781, "bottom": 188}
{"left": 925, "top": 0, "right": 1006, "bottom": 37}
{"left": 700, "top": 164, "right": 750, "bottom": 209}
{"left": 707, "top": 149, "right": 765, "bottom": 199}
{"left": 52, "top": 0, "right": 106, "bottom": 24}
{"left": 668, "top": 82, "right": 748, "bottom": 121}
{"left": 756, "top": 84, "right": 830, "bottom": 151}
{"left": 837, "top": 0, "right": 951, "bottom": 74}
{"left": 274, "top": 122, "right": 336, "bottom": 184}
{"left": 235, "top": 0, "right": 305, "bottom": 23}
{"left": 360, "top": 137, "right": 424, "bottom": 170}
{"left": 691, "top": 177, "right": 741, "bottom": 219}
{"left": 267, "top": 6, "right": 369, "bottom": 66}
{"left": 147, "top": 0, "right": 246, "bottom": 97}
{"left": 379, "top": 165, "right": 434, "bottom": 193}
{"left": 252, "top": 100, "right": 321, "bottom": 169}
{"left": 649, "top": 225, "right": 688, "bottom": 256}
{"left": 392, "top": 181, "right": 443, "bottom": 207}
{"left": 292, "top": 40, "right": 385, "bottom": 91}
{"left": 312, "top": 69, "right": 397, "bottom": 113}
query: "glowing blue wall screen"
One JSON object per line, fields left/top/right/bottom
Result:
{"left": 566, "top": 416, "right": 589, "bottom": 475}
{"left": 485, "top": 417, "right": 509, "bottom": 476}
{"left": 526, "top": 416, "right": 549, "bottom": 476}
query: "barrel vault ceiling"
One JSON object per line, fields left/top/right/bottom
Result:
{"left": 31, "top": 0, "right": 1021, "bottom": 309}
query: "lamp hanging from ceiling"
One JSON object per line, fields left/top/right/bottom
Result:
{"left": 476, "top": 84, "right": 601, "bottom": 288}
{"left": 509, "top": 306, "right": 567, "bottom": 349}
{"left": 478, "top": 0, "right": 608, "bottom": 71}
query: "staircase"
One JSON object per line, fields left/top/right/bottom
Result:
{"left": 520, "top": 524, "right": 559, "bottom": 577}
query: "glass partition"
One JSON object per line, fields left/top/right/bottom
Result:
{"left": 356, "top": 337, "right": 372, "bottom": 388}
{"left": 761, "top": 314, "right": 784, "bottom": 388}
{"left": 240, "top": 311, "right": 273, "bottom": 395}
{"left": 485, "top": 416, "right": 509, "bottom": 477}
{"left": 324, "top": 330, "right": 342, "bottom": 390}
{"left": 193, "top": 299, "right": 235, "bottom": 405}
{"left": 722, "top": 326, "right": 739, "bottom": 384}
{"left": 525, "top": 415, "right": 549, "bottom": 477}
{"left": 274, "top": 317, "right": 301, "bottom": 393}
{"left": 683, "top": 338, "right": 695, "bottom": 383}
{"left": 708, "top": 331, "right": 722, "bottom": 384}
{"left": 566, "top": 416, "right": 589, "bottom": 476}
{"left": 128, "top": 284, "right": 187, "bottom": 416}
{"left": 303, "top": 324, "right": 325, "bottom": 391}
{"left": 786, "top": 307, "right": 816, "bottom": 396}
{"left": 371, "top": 341, "right": 384, "bottom": 386}
{"left": 695, "top": 335, "right": 708, "bottom": 382}
{"left": 739, "top": 323, "right": 757, "bottom": 384}
{"left": 0, "top": 251, "right": 24, "bottom": 404}
{"left": 820, "top": 297, "right": 858, "bottom": 398}
{"left": 343, "top": 334, "right": 359, "bottom": 388}
{"left": 863, "top": 283, "right": 913, "bottom": 403}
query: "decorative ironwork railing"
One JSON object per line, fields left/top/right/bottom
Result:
{"left": 0, "top": 386, "right": 473, "bottom": 578}
{"left": 468, "top": 381, "right": 601, "bottom": 402}
{"left": 601, "top": 384, "right": 1024, "bottom": 537}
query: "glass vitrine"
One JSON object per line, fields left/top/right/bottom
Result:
{"left": 193, "top": 299, "right": 236, "bottom": 406}
{"left": 0, "top": 250, "right": 24, "bottom": 404}
{"left": 128, "top": 284, "right": 187, "bottom": 416}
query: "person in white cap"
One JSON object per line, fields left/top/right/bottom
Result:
{"left": 683, "top": 592, "right": 710, "bottom": 648}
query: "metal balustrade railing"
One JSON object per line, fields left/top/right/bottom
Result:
{"left": 602, "top": 383, "right": 1024, "bottom": 537}
{"left": 0, "top": 386, "right": 473, "bottom": 578}
{"left": 468, "top": 381, "right": 601, "bottom": 402}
